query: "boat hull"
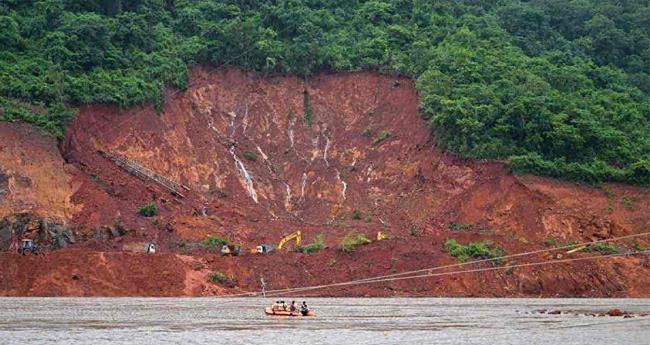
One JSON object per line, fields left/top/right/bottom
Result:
{"left": 264, "top": 307, "right": 315, "bottom": 317}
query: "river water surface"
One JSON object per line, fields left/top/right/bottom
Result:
{"left": 0, "top": 298, "right": 648, "bottom": 344}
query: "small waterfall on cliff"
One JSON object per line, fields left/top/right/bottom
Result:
{"left": 284, "top": 182, "right": 292, "bottom": 211}
{"left": 300, "top": 172, "right": 307, "bottom": 201}
{"left": 256, "top": 145, "right": 269, "bottom": 161}
{"left": 255, "top": 145, "right": 276, "bottom": 175}
{"left": 323, "top": 137, "right": 331, "bottom": 166}
{"left": 336, "top": 169, "right": 347, "bottom": 200}
{"left": 229, "top": 147, "right": 258, "bottom": 203}
{"left": 228, "top": 111, "right": 237, "bottom": 138}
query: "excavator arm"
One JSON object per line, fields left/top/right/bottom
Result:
{"left": 277, "top": 231, "right": 301, "bottom": 250}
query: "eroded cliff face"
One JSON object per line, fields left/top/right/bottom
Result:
{"left": 1, "top": 68, "right": 649, "bottom": 297}
{"left": 0, "top": 124, "right": 79, "bottom": 249}
{"left": 61, "top": 69, "right": 439, "bottom": 243}
{"left": 0, "top": 123, "right": 80, "bottom": 221}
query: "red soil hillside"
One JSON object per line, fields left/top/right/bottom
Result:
{"left": 1, "top": 68, "right": 649, "bottom": 297}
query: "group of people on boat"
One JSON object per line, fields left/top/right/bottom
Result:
{"left": 270, "top": 300, "right": 310, "bottom": 316}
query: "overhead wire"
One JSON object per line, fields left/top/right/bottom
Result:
{"left": 218, "top": 231, "right": 650, "bottom": 297}
{"left": 260, "top": 249, "right": 650, "bottom": 298}
{"left": 330, "top": 230, "right": 650, "bottom": 284}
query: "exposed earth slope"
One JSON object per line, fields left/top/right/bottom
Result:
{"left": 1, "top": 69, "right": 649, "bottom": 297}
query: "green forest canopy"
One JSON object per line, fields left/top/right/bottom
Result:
{"left": 0, "top": 0, "right": 648, "bottom": 185}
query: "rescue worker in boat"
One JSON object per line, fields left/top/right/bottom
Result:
{"left": 272, "top": 300, "right": 287, "bottom": 311}
{"left": 289, "top": 301, "right": 297, "bottom": 313}
{"left": 300, "top": 301, "right": 309, "bottom": 316}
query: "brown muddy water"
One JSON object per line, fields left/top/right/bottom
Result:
{"left": 0, "top": 298, "right": 648, "bottom": 344}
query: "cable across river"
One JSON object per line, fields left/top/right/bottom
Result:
{"left": 219, "top": 230, "right": 650, "bottom": 298}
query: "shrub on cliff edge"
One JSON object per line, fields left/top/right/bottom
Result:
{"left": 138, "top": 202, "right": 157, "bottom": 217}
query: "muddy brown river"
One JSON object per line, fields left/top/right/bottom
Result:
{"left": 0, "top": 298, "right": 648, "bottom": 344}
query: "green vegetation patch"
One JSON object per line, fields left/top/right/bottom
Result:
{"left": 633, "top": 241, "right": 649, "bottom": 252}
{"left": 444, "top": 239, "right": 506, "bottom": 265}
{"left": 373, "top": 130, "right": 391, "bottom": 145}
{"left": 340, "top": 233, "right": 371, "bottom": 252}
{"left": 138, "top": 202, "right": 157, "bottom": 217}
{"left": 543, "top": 237, "right": 558, "bottom": 247}
{"left": 201, "top": 235, "right": 228, "bottom": 248}
{"left": 584, "top": 243, "right": 620, "bottom": 255}
{"left": 300, "top": 234, "right": 325, "bottom": 254}
{"left": 620, "top": 196, "right": 638, "bottom": 209}
{"left": 448, "top": 222, "right": 473, "bottom": 232}
{"left": 243, "top": 150, "right": 258, "bottom": 162}
{"left": 208, "top": 271, "right": 236, "bottom": 287}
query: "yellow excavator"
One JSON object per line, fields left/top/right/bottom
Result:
{"left": 252, "top": 231, "right": 302, "bottom": 254}
{"left": 278, "top": 231, "right": 302, "bottom": 250}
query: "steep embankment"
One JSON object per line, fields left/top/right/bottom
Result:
{"left": 1, "top": 68, "right": 649, "bottom": 297}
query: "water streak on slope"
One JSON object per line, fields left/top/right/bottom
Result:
{"left": 229, "top": 147, "right": 258, "bottom": 203}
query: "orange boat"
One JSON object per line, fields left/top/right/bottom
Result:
{"left": 264, "top": 307, "right": 315, "bottom": 317}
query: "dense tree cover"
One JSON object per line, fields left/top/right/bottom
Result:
{"left": 0, "top": 0, "right": 648, "bottom": 185}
